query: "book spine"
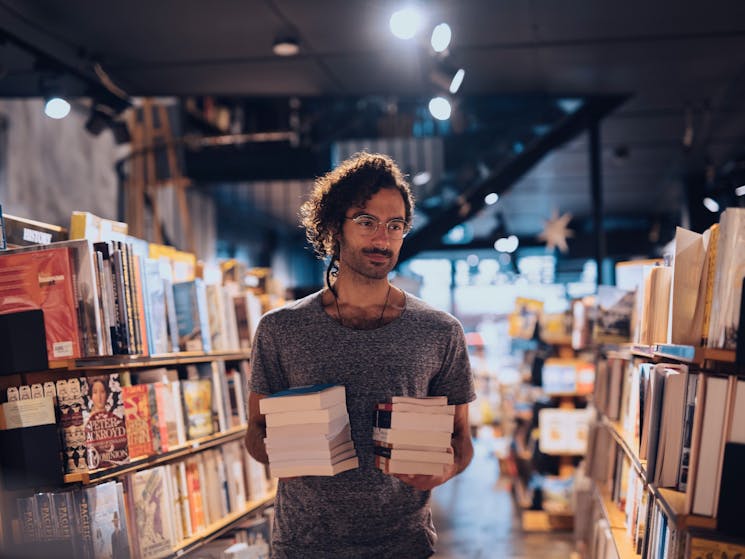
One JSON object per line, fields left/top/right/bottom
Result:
{"left": 111, "top": 247, "right": 131, "bottom": 354}
{"left": 702, "top": 224, "right": 720, "bottom": 346}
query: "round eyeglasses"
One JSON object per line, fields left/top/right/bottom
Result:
{"left": 345, "top": 214, "right": 411, "bottom": 239}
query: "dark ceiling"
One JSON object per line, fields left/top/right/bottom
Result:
{"left": 2, "top": 0, "right": 745, "bottom": 263}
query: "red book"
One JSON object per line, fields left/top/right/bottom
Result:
{"left": 122, "top": 384, "right": 156, "bottom": 459}
{"left": 0, "top": 247, "right": 80, "bottom": 359}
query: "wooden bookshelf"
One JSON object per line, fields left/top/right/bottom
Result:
{"left": 625, "top": 343, "right": 736, "bottom": 366}
{"left": 48, "top": 349, "right": 251, "bottom": 372}
{"left": 653, "top": 487, "right": 717, "bottom": 531}
{"left": 173, "top": 489, "right": 276, "bottom": 557}
{"left": 596, "top": 486, "right": 641, "bottom": 559}
{"left": 600, "top": 416, "right": 719, "bottom": 533}
{"left": 601, "top": 418, "right": 646, "bottom": 480}
{"left": 64, "top": 425, "right": 247, "bottom": 484}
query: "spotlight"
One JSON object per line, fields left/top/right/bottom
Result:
{"left": 735, "top": 185, "right": 745, "bottom": 197}
{"left": 273, "top": 36, "right": 299, "bottom": 56}
{"left": 448, "top": 68, "right": 465, "bottom": 94}
{"left": 412, "top": 171, "right": 431, "bottom": 186}
{"left": 430, "top": 23, "right": 451, "bottom": 53}
{"left": 44, "top": 97, "right": 71, "bottom": 119}
{"left": 430, "top": 64, "right": 465, "bottom": 95}
{"left": 484, "top": 193, "right": 499, "bottom": 205}
{"left": 494, "top": 235, "right": 519, "bottom": 253}
{"left": 428, "top": 96, "right": 451, "bottom": 120}
{"left": 703, "top": 197, "right": 720, "bottom": 212}
{"left": 390, "top": 7, "right": 423, "bottom": 40}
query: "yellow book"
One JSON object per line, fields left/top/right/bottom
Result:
{"left": 701, "top": 223, "right": 720, "bottom": 345}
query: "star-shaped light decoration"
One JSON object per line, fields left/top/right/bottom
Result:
{"left": 538, "top": 210, "right": 574, "bottom": 253}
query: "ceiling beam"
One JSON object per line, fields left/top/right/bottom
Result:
{"left": 399, "top": 94, "right": 630, "bottom": 263}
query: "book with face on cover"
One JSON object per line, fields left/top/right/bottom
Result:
{"left": 81, "top": 374, "right": 130, "bottom": 471}
{"left": 259, "top": 384, "right": 346, "bottom": 414}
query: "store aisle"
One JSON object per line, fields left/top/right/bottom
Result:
{"left": 431, "top": 431, "right": 575, "bottom": 559}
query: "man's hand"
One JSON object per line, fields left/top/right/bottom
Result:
{"left": 392, "top": 463, "right": 458, "bottom": 491}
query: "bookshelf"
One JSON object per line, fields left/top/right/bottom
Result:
{"left": 0, "top": 350, "right": 274, "bottom": 559}
{"left": 583, "top": 345, "right": 742, "bottom": 559}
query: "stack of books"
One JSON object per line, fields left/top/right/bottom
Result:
{"left": 373, "top": 396, "right": 455, "bottom": 475}
{"left": 260, "top": 384, "right": 358, "bottom": 477}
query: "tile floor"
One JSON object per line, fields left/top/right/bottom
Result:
{"left": 431, "top": 430, "right": 576, "bottom": 559}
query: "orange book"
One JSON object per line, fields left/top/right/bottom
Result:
{"left": 0, "top": 247, "right": 80, "bottom": 360}
{"left": 122, "top": 384, "right": 156, "bottom": 459}
{"left": 185, "top": 459, "right": 206, "bottom": 533}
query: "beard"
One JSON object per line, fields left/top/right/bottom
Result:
{"left": 338, "top": 241, "right": 399, "bottom": 281}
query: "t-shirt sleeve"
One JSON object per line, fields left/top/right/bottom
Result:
{"left": 428, "top": 319, "right": 476, "bottom": 405}
{"left": 246, "top": 313, "right": 287, "bottom": 396}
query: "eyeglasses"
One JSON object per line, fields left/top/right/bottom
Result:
{"left": 345, "top": 214, "right": 411, "bottom": 239}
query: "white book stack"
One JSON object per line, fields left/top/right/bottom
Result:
{"left": 259, "top": 384, "right": 358, "bottom": 477}
{"left": 373, "top": 396, "right": 455, "bottom": 476}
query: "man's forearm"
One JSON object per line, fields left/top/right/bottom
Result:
{"left": 244, "top": 422, "right": 269, "bottom": 464}
{"left": 452, "top": 430, "right": 474, "bottom": 475}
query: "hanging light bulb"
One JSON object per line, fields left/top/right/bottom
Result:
{"left": 44, "top": 97, "right": 71, "bottom": 119}
{"left": 428, "top": 96, "right": 451, "bottom": 120}
{"left": 431, "top": 23, "right": 452, "bottom": 52}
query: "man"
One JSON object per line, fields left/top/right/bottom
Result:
{"left": 245, "top": 152, "right": 475, "bottom": 558}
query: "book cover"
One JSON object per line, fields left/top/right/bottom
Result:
{"left": 81, "top": 374, "right": 129, "bottom": 470}
{"left": 69, "top": 211, "right": 128, "bottom": 243}
{"left": 153, "top": 382, "right": 180, "bottom": 452}
{"left": 537, "top": 408, "right": 592, "bottom": 455}
{"left": 173, "top": 280, "right": 212, "bottom": 352}
{"left": 56, "top": 378, "right": 88, "bottom": 474}
{"left": 0, "top": 247, "right": 81, "bottom": 359}
{"left": 0, "top": 204, "right": 6, "bottom": 250}
{"left": 205, "top": 283, "right": 229, "bottom": 351}
{"left": 129, "top": 467, "right": 175, "bottom": 559}
{"left": 260, "top": 384, "right": 346, "bottom": 414}
{"left": 2, "top": 213, "right": 66, "bottom": 248}
{"left": 185, "top": 457, "right": 207, "bottom": 534}
{"left": 85, "top": 480, "right": 128, "bottom": 559}
{"left": 707, "top": 208, "right": 745, "bottom": 350}
{"left": 220, "top": 442, "right": 248, "bottom": 513}
{"left": 122, "top": 384, "right": 156, "bottom": 459}
{"left": 142, "top": 258, "right": 170, "bottom": 356}
{"left": 16, "top": 495, "right": 39, "bottom": 542}
{"left": 181, "top": 379, "right": 214, "bottom": 439}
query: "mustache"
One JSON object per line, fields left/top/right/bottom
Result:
{"left": 363, "top": 248, "right": 393, "bottom": 258}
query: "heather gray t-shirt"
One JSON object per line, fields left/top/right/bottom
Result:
{"left": 248, "top": 290, "right": 476, "bottom": 559}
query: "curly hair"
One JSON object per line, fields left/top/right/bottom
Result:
{"left": 299, "top": 152, "right": 415, "bottom": 290}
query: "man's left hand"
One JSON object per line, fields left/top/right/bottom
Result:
{"left": 392, "top": 463, "right": 457, "bottom": 491}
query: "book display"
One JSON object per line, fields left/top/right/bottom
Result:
{"left": 0, "top": 212, "right": 279, "bottom": 559}
{"left": 502, "top": 300, "right": 596, "bottom": 533}
{"left": 577, "top": 210, "right": 745, "bottom": 559}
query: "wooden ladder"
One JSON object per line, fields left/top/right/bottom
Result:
{"left": 125, "top": 99, "right": 195, "bottom": 252}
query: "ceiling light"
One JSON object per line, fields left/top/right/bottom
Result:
{"left": 44, "top": 97, "right": 71, "bottom": 119}
{"left": 449, "top": 68, "right": 465, "bottom": 94}
{"left": 557, "top": 98, "right": 583, "bottom": 114}
{"left": 412, "top": 171, "right": 431, "bottom": 186}
{"left": 431, "top": 23, "right": 451, "bottom": 52}
{"left": 703, "top": 197, "right": 720, "bottom": 212}
{"left": 735, "top": 184, "right": 745, "bottom": 197}
{"left": 494, "top": 235, "right": 519, "bottom": 253}
{"left": 273, "top": 37, "right": 299, "bottom": 56}
{"left": 390, "top": 7, "right": 423, "bottom": 39}
{"left": 484, "top": 193, "right": 499, "bottom": 205}
{"left": 428, "top": 96, "right": 451, "bottom": 120}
